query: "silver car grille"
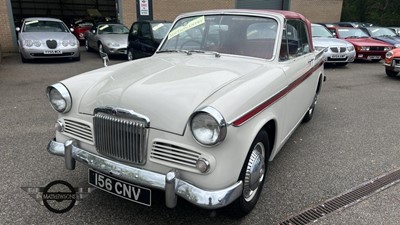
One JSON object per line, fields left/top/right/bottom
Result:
{"left": 151, "top": 141, "right": 201, "bottom": 168}
{"left": 94, "top": 114, "right": 148, "bottom": 164}
{"left": 46, "top": 40, "right": 57, "bottom": 49}
{"left": 330, "top": 47, "right": 347, "bottom": 53}
{"left": 64, "top": 118, "right": 94, "bottom": 143}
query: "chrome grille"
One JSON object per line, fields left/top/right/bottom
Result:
{"left": 151, "top": 142, "right": 201, "bottom": 168}
{"left": 94, "top": 114, "right": 148, "bottom": 164}
{"left": 330, "top": 47, "right": 338, "bottom": 53}
{"left": 46, "top": 40, "right": 57, "bottom": 49}
{"left": 369, "top": 46, "right": 384, "bottom": 51}
{"left": 340, "top": 47, "right": 346, "bottom": 52}
{"left": 64, "top": 119, "right": 93, "bottom": 143}
{"left": 330, "top": 47, "right": 347, "bottom": 53}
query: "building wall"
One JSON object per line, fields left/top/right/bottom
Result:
{"left": 121, "top": 0, "right": 136, "bottom": 27}
{"left": 290, "top": 0, "right": 343, "bottom": 23}
{"left": 153, "top": 0, "right": 235, "bottom": 22}
{"left": 0, "top": 0, "right": 14, "bottom": 52}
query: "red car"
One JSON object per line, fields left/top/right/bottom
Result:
{"left": 383, "top": 48, "right": 400, "bottom": 77}
{"left": 72, "top": 19, "right": 94, "bottom": 43}
{"left": 328, "top": 26, "right": 393, "bottom": 61}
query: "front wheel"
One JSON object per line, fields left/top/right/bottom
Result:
{"left": 230, "top": 130, "right": 270, "bottom": 217}
{"left": 385, "top": 68, "right": 399, "bottom": 77}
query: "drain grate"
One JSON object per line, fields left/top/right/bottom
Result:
{"left": 278, "top": 168, "right": 400, "bottom": 225}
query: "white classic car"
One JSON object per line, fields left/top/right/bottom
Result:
{"left": 46, "top": 9, "right": 325, "bottom": 216}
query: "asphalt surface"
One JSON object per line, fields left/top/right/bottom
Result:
{"left": 0, "top": 48, "right": 399, "bottom": 225}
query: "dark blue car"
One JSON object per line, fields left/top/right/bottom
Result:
{"left": 361, "top": 27, "right": 400, "bottom": 48}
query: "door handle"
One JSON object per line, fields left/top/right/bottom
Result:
{"left": 307, "top": 58, "right": 314, "bottom": 64}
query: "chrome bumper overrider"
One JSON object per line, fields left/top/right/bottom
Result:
{"left": 47, "top": 139, "right": 243, "bottom": 209}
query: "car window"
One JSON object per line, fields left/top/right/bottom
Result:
{"left": 367, "top": 28, "right": 396, "bottom": 37}
{"left": 337, "top": 28, "right": 369, "bottom": 38}
{"left": 160, "top": 15, "right": 278, "bottom": 59}
{"left": 98, "top": 24, "right": 129, "bottom": 34}
{"left": 24, "top": 20, "right": 69, "bottom": 32}
{"left": 151, "top": 23, "right": 172, "bottom": 40}
{"left": 140, "top": 23, "right": 152, "bottom": 38}
{"left": 130, "top": 23, "right": 139, "bottom": 36}
{"left": 312, "top": 25, "right": 333, "bottom": 38}
{"left": 286, "top": 20, "right": 311, "bottom": 59}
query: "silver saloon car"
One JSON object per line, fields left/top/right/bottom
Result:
{"left": 312, "top": 23, "right": 356, "bottom": 66}
{"left": 17, "top": 17, "right": 80, "bottom": 62}
{"left": 85, "top": 23, "right": 129, "bottom": 56}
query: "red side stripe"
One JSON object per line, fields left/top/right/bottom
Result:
{"left": 232, "top": 60, "right": 324, "bottom": 127}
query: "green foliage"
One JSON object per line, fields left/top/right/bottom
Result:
{"left": 341, "top": 0, "right": 400, "bottom": 26}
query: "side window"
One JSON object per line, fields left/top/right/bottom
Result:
{"left": 140, "top": 23, "right": 152, "bottom": 39}
{"left": 130, "top": 23, "right": 139, "bottom": 36}
{"left": 279, "top": 29, "right": 289, "bottom": 61}
{"left": 286, "top": 20, "right": 311, "bottom": 59}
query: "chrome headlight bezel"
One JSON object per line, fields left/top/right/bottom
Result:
{"left": 394, "top": 44, "right": 400, "bottom": 48}
{"left": 46, "top": 83, "right": 72, "bottom": 113}
{"left": 386, "top": 51, "right": 394, "bottom": 58}
{"left": 189, "top": 107, "right": 227, "bottom": 147}
{"left": 107, "top": 42, "right": 120, "bottom": 47}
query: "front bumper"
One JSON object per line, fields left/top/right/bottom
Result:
{"left": 20, "top": 47, "right": 80, "bottom": 59}
{"left": 47, "top": 139, "right": 243, "bottom": 209}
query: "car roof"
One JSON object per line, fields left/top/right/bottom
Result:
{"left": 24, "top": 17, "right": 63, "bottom": 22}
{"left": 177, "top": 9, "right": 306, "bottom": 20}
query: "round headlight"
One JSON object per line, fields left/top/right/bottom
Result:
{"left": 24, "top": 40, "right": 33, "bottom": 47}
{"left": 46, "top": 83, "right": 72, "bottom": 113}
{"left": 69, "top": 40, "right": 77, "bottom": 46}
{"left": 384, "top": 46, "right": 392, "bottom": 51}
{"left": 386, "top": 51, "right": 394, "bottom": 58}
{"left": 62, "top": 40, "right": 69, "bottom": 47}
{"left": 190, "top": 107, "right": 227, "bottom": 146}
{"left": 33, "top": 40, "right": 41, "bottom": 47}
{"left": 394, "top": 44, "right": 400, "bottom": 48}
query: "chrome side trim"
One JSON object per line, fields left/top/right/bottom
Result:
{"left": 47, "top": 139, "right": 243, "bottom": 209}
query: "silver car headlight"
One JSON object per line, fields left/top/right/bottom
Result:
{"left": 384, "top": 46, "right": 393, "bottom": 51}
{"left": 190, "top": 107, "right": 227, "bottom": 146}
{"left": 386, "top": 51, "right": 393, "bottom": 58}
{"left": 360, "top": 46, "right": 370, "bottom": 51}
{"left": 69, "top": 40, "right": 77, "bottom": 47}
{"left": 46, "top": 83, "right": 72, "bottom": 113}
{"left": 394, "top": 44, "right": 400, "bottom": 48}
{"left": 62, "top": 40, "right": 69, "bottom": 47}
{"left": 33, "top": 40, "right": 41, "bottom": 47}
{"left": 347, "top": 45, "right": 355, "bottom": 51}
{"left": 24, "top": 40, "right": 33, "bottom": 47}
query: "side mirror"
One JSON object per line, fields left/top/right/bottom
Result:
{"left": 16, "top": 27, "right": 21, "bottom": 32}
{"left": 100, "top": 52, "right": 109, "bottom": 67}
{"left": 70, "top": 28, "right": 74, "bottom": 32}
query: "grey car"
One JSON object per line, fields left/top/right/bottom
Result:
{"left": 17, "top": 17, "right": 80, "bottom": 62}
{"left": 85, "top": 23, "right": 129, "bottom": 57}
{"left": 312, "top": 23, "right": 356, "bottom": 66}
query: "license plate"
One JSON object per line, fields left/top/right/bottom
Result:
{"left": 44, "top": 50, "right": 62, "bottom": 54}
{"left": 331, "top": 54, "right": 346, "bottom": 59}
{"left": 367, "top": 55, "right": 381, "bottom": 60}
{"left": 88, "top": 169, "right": 151, "bottom": 206}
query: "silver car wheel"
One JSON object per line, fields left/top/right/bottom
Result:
{"left": 243, "top": 142, "right": 265, "bottom": 202}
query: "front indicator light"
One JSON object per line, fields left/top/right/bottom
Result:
{"left": 196, "top": 157, "right": 210, "bottom": 173}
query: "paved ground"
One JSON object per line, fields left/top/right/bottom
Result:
{"left": 0, "top": 48, "right": 399, "bottom": 224}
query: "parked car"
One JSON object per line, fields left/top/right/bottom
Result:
{"left": 328, "top": 26, "right": 393, "bottom": 61}
{"left": 127, "top": 20, "right": 172, "bottom": 60}
{"left": 311, "top": 23, "right": 355, "bottom": 66}
{"left": 388, "top": 27, "right": 400, "bottom": 36}
{"left": 383, "top": 48, "right": 400, "bottom": 77}
{"left": 360, "top": 26, "right": 400, "bottom": 48}
{"left": 71, "top": 19, "right": 94, "bottom": 43}
{"left": 85, "top": 22, "right": 129, "bottom": 56}
{"left": 16, "top": 17, "right": 80, "bottom": 62}
{"left": 46, "top": 9, "right": 325, "bottom": 216}
{"left": 333, "top": 22, "right": 373, "bottom": 28}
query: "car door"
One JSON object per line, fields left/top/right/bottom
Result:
{"left": 279, "top": 19, "right": 317, "bottom": 137}
{"left": 86, "top": 25, "right": 98, "bottom": 49}
{"left": 137, "top": 23, "right": 158, "bottom": 57}
{"left": 128, "top": 22, "right": 140, "bottom": 55}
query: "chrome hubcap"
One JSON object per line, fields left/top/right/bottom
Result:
{"left": 243, "top": 142, "right": 265, "bottom": 202}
